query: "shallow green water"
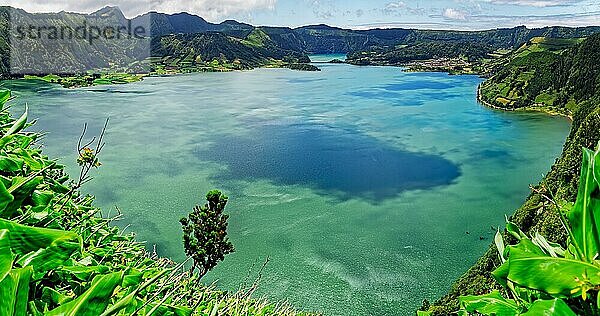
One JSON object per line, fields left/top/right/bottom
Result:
{"left": 6, "top": 63, "right": 570, "bottom": 315}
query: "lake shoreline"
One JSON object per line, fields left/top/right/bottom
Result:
{"left": 476, "top": 84, "right": 574, "bottom": 122}
{"left": 9, "top": 62, "right": 323, "bottom": 89}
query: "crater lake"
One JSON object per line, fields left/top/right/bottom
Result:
{"left": 5, "top": 62, "right": 570, "bottom": 315}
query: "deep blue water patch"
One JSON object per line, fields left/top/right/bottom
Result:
{"left": 382, "top": 81, "right": 454, "bottom": 91}
{"left": 286, "top": 78, "right": 326, "bottom": 84}
{"left": 347, "top": 89, "right": 460, "bottom": 105}
{"left": 194, "top": 123, "right": 461, "bottom": 201}
{"left": 471, "top": 149, "right": 514, "bottom": 161}
{"left": 85, "top": 88, "right": 153, "bottom": 94}
{"left": 347, "top": 90, "right": 425, "bottom": 106}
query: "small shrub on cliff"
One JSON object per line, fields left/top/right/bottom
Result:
{"left": 180, "top": 190, "right": 235, "bottom": 278}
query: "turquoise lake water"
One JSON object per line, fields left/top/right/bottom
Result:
{"left": 5, "top": 63, "right": 570, "bottom": 315}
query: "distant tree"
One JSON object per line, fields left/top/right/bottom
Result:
{"left": 180, "top": 190, "right": 235, "bottom": 278}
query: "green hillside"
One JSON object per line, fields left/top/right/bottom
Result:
{"left": 0, "top": 7, "right": 310, "bottom": 86}
{"left": 149, "top": 32, "right": 308, "bottom": 74}
{"left": 479, "top": 34, "right": 597, "bottom": 117}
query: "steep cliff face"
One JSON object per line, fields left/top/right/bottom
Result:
{"left": 427, "top": 33, "right": 600, "bottom": 316}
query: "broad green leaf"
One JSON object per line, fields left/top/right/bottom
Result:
{"left": 2, "top": 176, "right": 43, "bottom": 218}
{"left": 531, "top": 232, "right": 565, "bottom": 257}
{"left": 0, "top": 230, "right": 13, "bottom": 282}
{"left": 505, "top": 217, "right": 527, "bottom": 241}
{"left": 507, "top": 257, "right": 600, "bottom": 297}
{"left": 417, "top": 312, "right": 432, "bottom": 316}
{"left": 567, "top": 148, "right": 600, "bottom": 262}
{"left": 0, "top": 267, "right": 33, "bottom": 316}
{"left": 507, "top": 238, "right": 547, "bottom": 260}
{"left": 459, "top": 290, "right": 520, "bottom": 315}
{"left": 31, "top": 190, "right": 54, "bottom": 208}
{"left": 60, "top": 265, "right": 110, "bottom": 281}
{"left": 13, "top": 148, "right": 44, "bottom": 170}
{"left": 12, "top": 267, "right": 32, "bottom": 315}
{"left": 495, "top": 229, "right": 506, "bottom": 263}
{"left": 4, "top": 106, "right": 27, "bottom": 137}
{"left": 0, "top": 156, "right": 24, "bottom": 172}
{"left": 0, "top": 229, "right": 14, "bottom": 281}
{"left": 47, "top": 272, "right": 123, "bottom": 316}
{"left": 0, "top": 219, "right": 81, "bottom": 256}
{"left": 42, "top": 287, "right": 74, "bottom": 306}
{"left": 0, "top": 90, "right": 11, "bottom": 108}
{"left": 0, "top": 181, "right": 14, "bottom": 214}
{"left": 100, "top": 269, "right": 170, "bottom": 316}
{"left": 522, "top": 298, "right": 577, "bottom": 316}
{"left": 0, "top": 135, "right": 12, "bottom": 149}
{"left": 492, "top": 261, "right": 510, "bottom": 288}
{"left": 0, "top": 219, "right": 81, "bottom": 278}
{"left": 18, "top": 240, "right": 80, "bottom": 279}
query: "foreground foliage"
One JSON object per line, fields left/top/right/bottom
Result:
{"left": 0, "top": 90, "right": 313, "bottom": 315}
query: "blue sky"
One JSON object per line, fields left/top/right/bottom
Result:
{"left": 2, "top": 0, "right": 600, "bottom": 30}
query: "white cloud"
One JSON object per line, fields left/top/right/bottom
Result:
{"left": 470, "top": 10, "right": 600, "bottom": 28}
{"left": 385, "top": 1, "right": 407, "bottom": 9}
{"left": 443, "top": 8, "right": 468, "bottom": 20}
{"left": 383, "top": 1, "right": 427, "bottom": 16}
{"left": 483, "top": 0, "right": 584, "bottom": 7}
{"left": 0, "top": 0, "right": 277, "bottom": 21}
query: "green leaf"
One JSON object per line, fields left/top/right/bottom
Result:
{"left": 0, "top": 267, "right": 33, "bottom": 316}
{"left": 59, "top": 265, "right": 110, "bottom": 281}
{"left": 531, "top": 232, "right": 565, "bottom": 258}
{"left": 42, "top": 287, "right": 74, "bottom": 306}
{"left": 2, "top": 176, "right": 43, "bottom": 218}
{"left": 506, "top": 256, "right": 600, "bottom": 297}
{"left": 0, "top": 218, "right": 80, "bottom": 255}
{"left": 0, "top": 230, "right": 13, "bottom": 282}
{"left": 567, "top": 147, "right": 600, "bottom": 262}
{"left": 0, "top": 156, "right": 24, "bottom": 172}
{"left": 507, "top": 238, "right": 547, "bottom": 260}
{"left": 492, "top": 261, "right": 510, "bottom": 288}
{"left": 5, "top": 106, "right": 27, "bottom": 137}
{"left": 0, "top": 219, "right": 81, "bottom": 277}
{"left": 100, "top": 269, "right": 170, "bottom": 316}
{"left": 31, "top": 190, "right": 54, "bottom": 208}
{"left": 47, "top": 272, "right": 124, "bottom": 316}
{"left": 0, "top": 90, "right": 11, "bottom": 108}
{"left": 0, "top": 181, "right": 14, "bottom": 214}
{"left": 459, "top": 290, "right": 520, "bottom": 315}
{"left": 522, "top": 299, "right": 577, "bottom": 316}
{"left": 505, "top": 217, "right": 527, "bottom": 241}
{"left": 495, "top": 229, "right": 506, "bottom": 263}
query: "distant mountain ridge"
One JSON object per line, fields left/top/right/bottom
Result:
{"left": 126, "top": 8, "right": 600, "bottom": 53}
{"left": 1, "top": 5, "right": 600, "bottom": 78}
{"left": 4, "top": 5, "right": 600, "bottom": 55}
{"left": 0, "top": 6, "right": 308, "bottom": 77}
